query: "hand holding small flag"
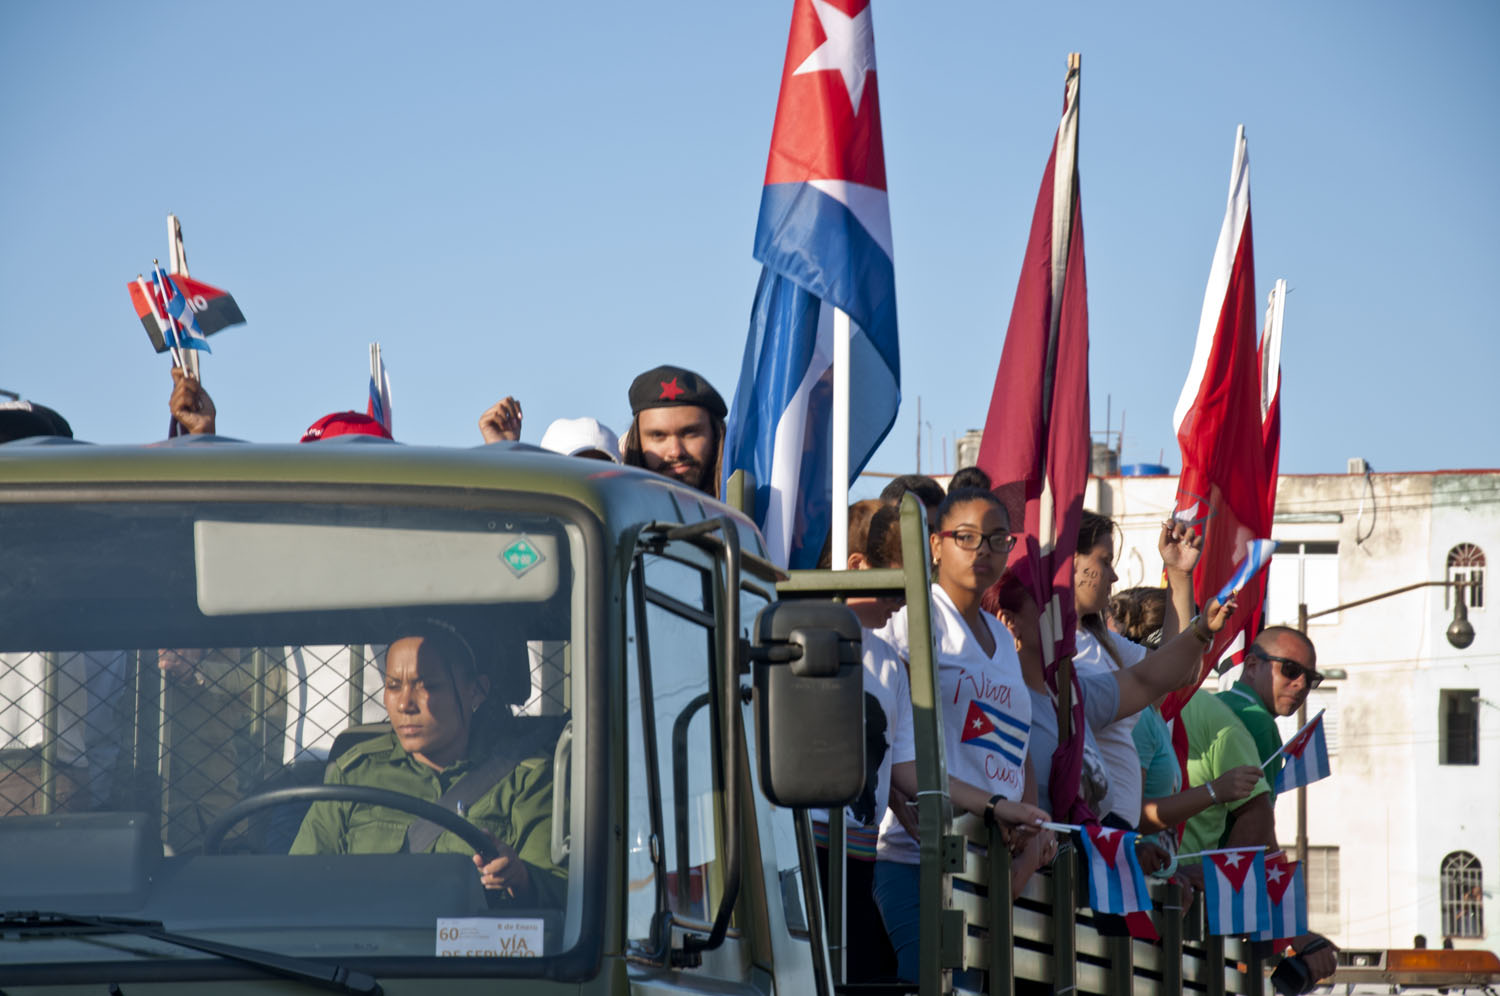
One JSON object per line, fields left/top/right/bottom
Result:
{"left": 168, "top": 367, "right": 216, "bottom": 436}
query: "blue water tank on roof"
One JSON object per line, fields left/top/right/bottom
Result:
{"left": 1120, "top": 463, "right": 1170, "bottom": 477}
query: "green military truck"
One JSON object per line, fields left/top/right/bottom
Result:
{"left": 0, "top": 438, "right": 1261, "bottom": 994}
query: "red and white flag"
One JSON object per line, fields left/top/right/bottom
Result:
{"left": 1163, "top": 126, "right": 1272, "bottom": 728}
{"left": 976, "top": 56, "right": 1092, "bottom": 824}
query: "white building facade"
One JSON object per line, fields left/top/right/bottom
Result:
{"left": 1085, "top": 468, "right": 1497, "bottom": 952}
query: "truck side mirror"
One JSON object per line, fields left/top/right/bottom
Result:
{"left": 749, "top": 600, "right": 865, "bottom": 808}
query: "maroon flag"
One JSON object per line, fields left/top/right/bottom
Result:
{"left": 976, "top": 55, "right": 1092, "bottom": 823}
{"left": 1162, "top": 126, "right": 1272, "bottom": 729}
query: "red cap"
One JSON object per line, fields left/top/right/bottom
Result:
{"left": 300, "top": 411, "right": 394, "bottom": 443}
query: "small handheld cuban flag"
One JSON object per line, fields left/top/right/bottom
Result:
{"left": 1255, "top": 851, "right": 1308, "bottom": 943}
{"left": 1080, "top": 825, "right": 1153, "bottom": 915}
{"left": 1273, "top": 708, "right": 1331, "bottom": 793}
{"left": 1215, "top": 538, "right": 1277, "bottom": 604}
{"left": 724, "top": 0, "right": 900, "bottom": 568}
{"left": 150, "top": 264, "right": 211, "bottom": 353}
{"left": 1203, "top": 848, "right": 1270, "bottom": 936}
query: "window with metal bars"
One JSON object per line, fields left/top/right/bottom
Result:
{"left": 1441, "top": 851, "right": 1485, "bottom": 939}
{"left": 1446, "top": 544, "right": 1485, "bottom": 610}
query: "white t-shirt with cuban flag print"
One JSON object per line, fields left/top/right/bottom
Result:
{"left": 876, "top": 584, "right": 1031, "bottom": 864}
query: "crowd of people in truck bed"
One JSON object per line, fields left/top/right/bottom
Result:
{"left": 1, "top": 359, "right": 1336, "bottom": 985}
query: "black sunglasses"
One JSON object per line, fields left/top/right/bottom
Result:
{"left": 1252, "top": 649, "right": 1324, "bottom": 690}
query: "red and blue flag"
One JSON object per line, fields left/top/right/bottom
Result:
{"left": 1080, "top": 825, "right": 1153, "bottom": 915}
{"left": 1203, "top": 848, "right": 1270, "bottom": 936}
{"left": 160, "top": 272, "right": 210, "bottom": 352}
{"left": 1273, "top": 709, "right": 1330, "bottom": 793}
{"left": 725, "top": 0, "right": 899, "bottom": 567}
{"left": 1255, "top": 851, "right": 1308, "bottom": 943}
{"left": 128, "top": 272, "right": 245, "bottom": 354}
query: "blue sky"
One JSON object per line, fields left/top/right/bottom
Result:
{"left": 3, "top": 1, "right": 1496, "bottom": 495}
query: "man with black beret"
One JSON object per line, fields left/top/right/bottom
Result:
{"left": 622, "top": 364, "right": 727, "bottom": 498}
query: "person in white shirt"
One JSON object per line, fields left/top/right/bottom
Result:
{"left": 1070, "top": 511, "right": 1214, "bottom": 828}
{"left": 872, "top": 487, "right": 1052, "bottom": 983}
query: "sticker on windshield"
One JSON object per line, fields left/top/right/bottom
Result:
{"left": 436, "top": 917, "right": 544, "bottom": 958}
{"left": 500, "top": 537, "right": 545, "bottom": 578}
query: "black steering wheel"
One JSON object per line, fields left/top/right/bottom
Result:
{"left": 201, "top": 785, "right": 500, "bottom": 862}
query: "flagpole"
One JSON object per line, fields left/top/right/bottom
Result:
{"left": 168, "top": 214, "right": 201, "bottom": 382}
{"left": 1174, "top": 845, "right": 1268, "bottom": 862}
{"left": 137, "top": 274, "right": 182, "bottom": 369}
{"left": 831, "top": 306, "right": 850, "bottom": 570}
{"left": 149, "top": 261, "right": 185, "bottom": 370}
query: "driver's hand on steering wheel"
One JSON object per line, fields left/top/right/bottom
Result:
{"left": 474, "top": 836, "right": 530, "bottom": 897}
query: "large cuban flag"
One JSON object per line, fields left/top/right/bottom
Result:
{"left": 724, "top": 0, "right": 900, "bottom": 568}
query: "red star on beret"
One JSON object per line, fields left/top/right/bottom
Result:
{"left": 658, "top": 377, "right": 685, "bottom": 401}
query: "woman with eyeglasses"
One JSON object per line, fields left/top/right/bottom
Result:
{"left": 872, "top": 487, "right": 1052, "bottom": 985}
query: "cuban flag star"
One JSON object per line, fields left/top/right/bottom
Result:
{"left": 1203, "top": 848, "right": 1270, "bottom": 936}
{"left": 1274, "top": 709, "right": 1331, "bottom": 793}
{"left": 725, "top": 0, "right": 900, "bottom": 568}
{"left": 1080, "top": 826, "right": 1153, "bottom": 915}
{"left": 1256, "top": 851, "right": 1309, "bottom": 943}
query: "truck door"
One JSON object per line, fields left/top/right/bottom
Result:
{"left": 623, "top": 541, "right": 757, "bottom": 991}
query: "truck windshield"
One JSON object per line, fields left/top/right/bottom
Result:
{"left": 0, "top": 496, "right": 592, "bottom": 980}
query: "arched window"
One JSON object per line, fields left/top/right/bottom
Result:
{"left": 1441, "top": 851, "right": 1484, "bottom": 939}
{"left": 1446, "top": 544, "right": 1485, "bottom": 610}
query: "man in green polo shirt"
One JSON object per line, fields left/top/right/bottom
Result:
{"left": 1216, "top": 627, "right": 1321, "bottom": 795}
{"left": 1178, "top": 689, "right": 1273, "bottom": 859}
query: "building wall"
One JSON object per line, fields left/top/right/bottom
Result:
{"left": 1088, "top": 470, "right": 1499, "bottom": 952}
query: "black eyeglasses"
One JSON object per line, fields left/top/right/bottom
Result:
{"left": 937, "top": 529, "right": 1017, "bottom": 554}
{"left": 1253, "top": 650, "right": 1324, "bottom": 690}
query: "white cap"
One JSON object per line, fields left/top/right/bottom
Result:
{"left": 538, "top": 417, "right": 620, "bottom": 462}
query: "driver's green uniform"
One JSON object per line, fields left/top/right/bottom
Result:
{"left": 289, "top": 732, "right": 566, "bottom": 907}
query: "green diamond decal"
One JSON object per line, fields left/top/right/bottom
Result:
{"left": 501, "top": 538, "right": 544, "bottom": 577}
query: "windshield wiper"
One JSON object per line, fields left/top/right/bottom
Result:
{"left": 0, "top": 911, "right": 381, "bottom": 995}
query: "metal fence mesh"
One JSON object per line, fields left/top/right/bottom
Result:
{"left": 0, "top": 642, "right": 570, "bottom": 855}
